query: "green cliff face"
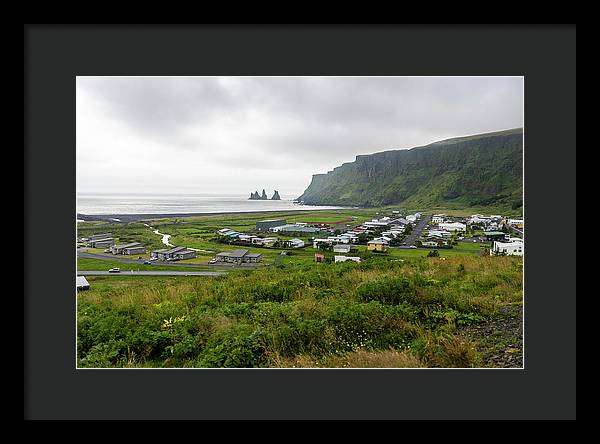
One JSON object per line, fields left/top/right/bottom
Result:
{"left": 297, "top": 128, "right": 523, "bottom": 212}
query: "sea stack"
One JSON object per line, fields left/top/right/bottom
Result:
{"left": 261, "top": 189, "right": 268, "bottom": 200}
{"left": 271, "top": 190, "right": 281, "bottom": 200}
{"left": 249, "top": 191, "right": 260, "bottom": 200}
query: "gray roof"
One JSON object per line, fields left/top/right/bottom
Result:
{"left": 228, "top": 249, "right": 249, "bottom": 258}
{"left": 152, "top": 249, "right": 170, "bottom": 253}
{"left": 90, "top": 233, "right": 113, "bottom": 239}
{"left": 90, "top": 237, "right": 113, "bottom": 243}
{"left": 165, "top": 246, "right": 187, "bottom": 254}
{"left": 245, "top": 253, "right": 262, "bottom": 258}
{"left": 113, "top": 242, "right": 142, "bottom": 249}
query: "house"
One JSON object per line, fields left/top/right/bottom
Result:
{"left": 367, "top": 240, "right": 388, "bottom": 252}
{"left": 363, "top": 220, "right": 390, "bottom": 229}
{"left": 151, "top": 246, "right": 196, "bottom": 261}
{"left": 333, "top": 244, "right": 351, "bottom": 253}
{"left": 76, "top": 276, "right": 90, "bottom": 291}
{"left": 86, "top": 237, "right": 114, "bottom": 248}
{"left": 256, "top": 219, "right": 287, "bottom": 231}
{"left": 237, "top": 234, "right": 258, "bottom": 243}
{"left": 484, "top": 231, "right": 509, "bottom": 242}
{"left": 283, "top": 238, "right": 305, "bottom": 248}
{"left": 428, "top": 229, "right": 452, "bottom": 238}
{"left": 251, "top": 237, "right": 278, "bottom": 247}
{"left": 431, "top": 214, "right": 447, "bottom": 224}
{"left": 491, "top": 241, "right": 524, "bottom": 256}
{"left": 508, "top": 219, "right": 524, "bottom": 229}
{"left": 173, "top": 249, "right": 197, "bottom": 260}
{"left": 334, "top": 255, "right": 361, "bottom": 263}
{"left": 111, "top": 242, "right": 145, "bottom": 255}
{"left": 314, "top": 253, "right": 325, "bottom": 263}
{"left": 439, "top": 222, "right": 466, "bottom": 232}
{"left": 213, "top": 249, "right": 263, "bottom": 264}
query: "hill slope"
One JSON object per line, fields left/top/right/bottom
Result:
{"left": 297, "top": 128, "right": 523, "bottom": 212}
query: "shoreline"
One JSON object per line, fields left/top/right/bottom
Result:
{"left": 76, "top": 207, "right": 355, "bottom": 223}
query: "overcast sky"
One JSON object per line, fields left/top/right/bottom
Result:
{"left": 76, "top": 76, "right": 523, "bottom": 198}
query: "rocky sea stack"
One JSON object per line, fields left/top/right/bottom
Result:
{"left": 249, "top": 189, "right": 269, "bottom": 200}
{"left": 271, "top": 190, "right": 281, "bottom": 200}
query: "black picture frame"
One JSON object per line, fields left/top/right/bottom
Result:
{"left": 25, "top": 24, "right": 576, "bottom": 420}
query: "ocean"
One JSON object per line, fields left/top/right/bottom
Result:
{"left": 77, "top": 193, "right": 347, "bottom": 215}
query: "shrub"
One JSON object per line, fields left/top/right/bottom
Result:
{"left": 356, "top": 276, "right": 415, "bottom": 305}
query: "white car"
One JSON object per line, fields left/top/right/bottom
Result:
{"left": 108, "top": 267, "right": 121, "bottom": 273}
{"left": 409, "top": 245, "right": 417, "bottom": 249}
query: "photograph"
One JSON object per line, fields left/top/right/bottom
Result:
{"left": 75, "top": 75, "right": 524, "bottom": 369}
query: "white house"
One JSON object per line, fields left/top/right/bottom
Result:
{"left": 313, "top": 238, "right": 333, "bottom": 249}
{"left": 285, "top": 238, "right": 305, "bottom": 248}
{"left": 406, "top": 214, "right": 417, "bottom": 222}
{"left": 428, "top": 229, "right": 452, "bottom": 238}
{"left": 508, "top": 219, "right": 524, "bottom": 227}
{"left": 439, "top": 222, "right": 466, "bottom": 232}
{"left": 334, "top": 255, "right": 361, "bottom": 263}
{"left": 491, "top": 241, "right": 524, "bottom": 256}
{"left": 431, "top": 214, "right": 447, "bottom": 224}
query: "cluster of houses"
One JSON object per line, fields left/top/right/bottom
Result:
{"left": 217, "top": 227, "right": 305, "bottom": 248}
{"left": 255, "top": 219, "right": 321, "bottom": 234}
{"left": 80, "top": 233, "right": 147, "bottom": 255}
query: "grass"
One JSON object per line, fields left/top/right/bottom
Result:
{"left": 77, "top": 258, "right": 228, "bottom": 272}
{"left": 77, "top": 255, "right": 523, "bottom": 368}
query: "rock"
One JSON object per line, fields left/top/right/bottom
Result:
{"left": 271, "top": 190, "right": 281, "bottom": 200}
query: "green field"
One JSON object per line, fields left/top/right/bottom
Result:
{"left": 76, "top": 208, "right": 522, "bottom": 368}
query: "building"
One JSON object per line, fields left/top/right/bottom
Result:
{"left": 484, "top": 231, "right": 509, "bottom": 242}
{"left": 151, "top": 246, "right": 196, "bottom": 261}
{"left": 270, "top": 224, "right": 320, "bottom": 233}
{"left": 173, "top": 249, "right": 197, "bottom": 260}
{"left": 213, "top": 249, "right": 262, "bottom": 264}
{"left": 333, "top": 244, "right": 351, "bottom": 253}
{"left": 491, "top": 241, "right": 524, "bottom": 256}
{"left": 439, "top": 222, "right": 466, "bottom": 232}
{"left": 86, "top": 237, "right": 115, "bottom": 248}
{"left": 76, "top": 276, "right": 90, "bottom": 291}
{"left": 507, "top": 219, "right": 524, "bottom": 229}
{"left": 367, "top": 240, "right": 388, "bottom": 252}
{"left": 431, "top": 214, "right": 447, "bottom": 224}
{"left": 428, "top": 229, "right": 452, "bottom": 238}
{"left": 256, "top": 219, "right": 287, "bottom": 231}
{"left": 314, "top": 253, "right": 325, "bottom": 263}
{"left": 111, "top": 242, "right": 145, "bottom": 255}
{"left": 283, "top": 238, "right": 305, "bottom": 248}
{"left": 251, "top": 237, "right": 278, "bottom": 247}
{"left": 334, "top": 255, "right": 361, "bottom": 263}
{"left": 363, "top": 220, "right": 390, "bottom": 228}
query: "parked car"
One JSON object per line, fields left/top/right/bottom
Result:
{"left": 409, "top": 245, "right": 417, "bottom": 249}
{"left": 209, "top": 259, "right": 217, "bottom": 264}
{"left": 143, "top": 261, "right": 151, "bottom": 265}
{"left": 108, "top": 267, "right": 120, "bottom": 273}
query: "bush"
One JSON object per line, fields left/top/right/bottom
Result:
{"left": 356, "top": 276, "right": 415, "bottom": 305}
{"left": 197, "top": 325, "right": 266, "bottom": 368}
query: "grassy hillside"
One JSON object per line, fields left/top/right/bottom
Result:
{"left": 77, "top": 255, "right": 523, "bottom": 368}
{"left": 298, "top": 128, "right": 523, "bottom": 213}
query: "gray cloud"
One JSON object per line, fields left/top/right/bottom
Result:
{"left": 76, "top": 76, "right": 523, "bottom": 196}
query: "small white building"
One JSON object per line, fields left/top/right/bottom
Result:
{"left": 333, "top": 244, "right": 351, "bottom": 253}
{"left": 491, "top": 241, "right": 524, "bottom": 256}
{"left": 76, "top": 276, "right": 90, "bottom": 291}
{"left": 285, "top": 238, "right": 305, "bottom": 248}
{"left": 427, "top": 229, "right": 452, "bottom": 238}
{"left": 334, "top": 255, "right": 361, "bottom": 263}
{"left": 406, "top": 214, "right": 417, "bottom": 222}
{"left": 431, "top": 214, "right": 447, "bottom": 224}
{"left": 439, "top": 222, "right": 466, "bottom": 232}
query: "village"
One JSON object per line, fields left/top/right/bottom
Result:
{"left": 77, "top": 210, "right": 524, "bottom": 275}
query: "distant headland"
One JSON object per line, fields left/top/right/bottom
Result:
{"left": 249, "top": 189, "right": 281, "bottom": 200}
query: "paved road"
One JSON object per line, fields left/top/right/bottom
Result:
{"left": 401, "top": 214, "right": 432, "bottom": 246}
{"left": 78, "top": 270, "right": 227, "bottom": 277}
{"left": 77, "top": 250, "right": 258, "bottom": 269}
